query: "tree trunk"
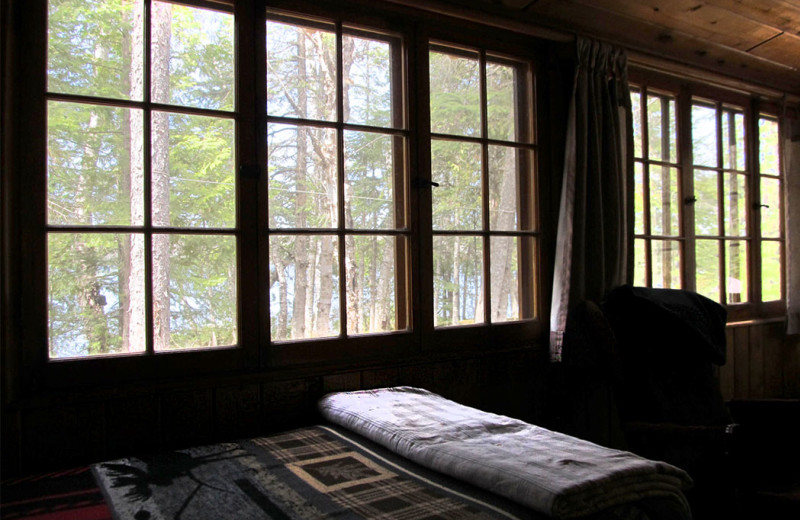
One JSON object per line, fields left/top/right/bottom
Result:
{"left": 490, "top": 148, "right": 518, "bottom": 321}
{"left": 151, "top": 2, "right": 172, "bottom": 349}
{"left": 123, "top": 0, "right": 146, "bottom": 353}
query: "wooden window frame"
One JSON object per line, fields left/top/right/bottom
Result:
{"left": 3, "top": 0, "right": 545, "bottom": 395}
{"left": 629, "top": 70, "right": 786, "bottom": 322}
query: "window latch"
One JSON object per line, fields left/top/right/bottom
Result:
{"left": 684, "top": 196, "right": 697, "bottom": 205}
{"left": 413, "top": 179, "right": 439, "bottom": 189}
{"left": 753, "top": 202, "right": 770, "bottom": 210}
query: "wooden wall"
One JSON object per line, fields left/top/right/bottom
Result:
{"left": 0, "top": 348, "right": 546, "bottom": 477}
{"left": 721, "top": 320, "right": 800, "bottom": 401}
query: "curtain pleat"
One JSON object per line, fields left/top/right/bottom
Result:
{"left": 784, "top": 116, "right": 800, "bottom": 335}
{"left": 549, "top": 38, "right": 633, "bottom": 361}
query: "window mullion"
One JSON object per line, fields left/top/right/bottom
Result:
{"left": 679, "top": 86, "right": 696, "bottom": 292}
{"left": 143, "top": 0, "right": 155, "bottom": 356}
{"left": 335, "top": 22, "right": 348, "bottom": 338}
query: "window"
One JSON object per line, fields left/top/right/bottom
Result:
{"left": 15, "top": 0, "right": 541, "bottom": 378}
{"left": 631, "top": 80, "right": 785, "bottom": 318}
{"left": 46, "top": 0, "right": 236, "bottom": 358}
{"left": 428, "top": 44, "right": 537, "bottom": 328}
{"left": 266, "top": 14, "right": 409, "bottom": 341}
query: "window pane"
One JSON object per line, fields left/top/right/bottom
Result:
{"left": 48, "top": 101, "right": 143, "bottom": 226}
{"left": 634, "top": 162, "right": 645, "bottom": 234}
{"left": 344, "top": 35, "right": 393, "bottom": 128}
{"left": 647, "top": 95, "right": 677, "bottom": 163}
{"left": 634, "top": 238, "right": 646, "bottom": 286}
{"left": 696, "top": 239, "right": 720, "bottom": 302}
{"left": 269, "top": 235, "right": 339, "bottom": 341}
{"left": 268, "top": 124, "right": 338, "bottom": 229}
{"left": 150, "top": 2, "right": 234, "bottom": 111}
{"left": 692, "top": 104, "right": 717, "bottom": 167}
{"left": 48, "top": 232, "right": 146, "bottom": 358}
{"left": 486, "top": 61, "right": 516, "bottom": 141}
{"left": 151, "top": 234, "right": 237, "bottom": 351}
{"left": 721, "top": 111, "right": 745, "bottom": 170}
{"left": 345, "top": 131, "right": 397, "bottom": 230}
{"left": 694, "top": 170, "right": 719, "bottom": 235}
{"left": 267, "top": 19, "right": 337, "bottom": 121}
{"left": 490, "top": 236, "right": 520, "bottom": 322}
{"left": 760, "top": 177, "right": 781, "bottom": 238}
{"left": 694, "top": 169, "right": 719, "bottom": 236}
{"left": 489, "top": 145, "right": 521, "bottom": 231}
{"left": 631, "top": 90, "right": 642, "bottom": 158}
{"left": 431, "top": 140, "right": 481, "bottom": 231}
{"left": 152, "top": 112, "right": 235, "bottom": 228}
{"left": 652, "top": 239, "right": 681, "bottom": 289}
{"left": 429, "top": 50, "right": 480, "bottom": 137}
{"left": 759, "top": 117, "right": 780, "bottom": 174}
{"left": 48, "top": 0, "right": 142, "bottom": 100}
{"left": 761, "top": 241, "right": 782, "bottom": 301}
{"left": 724, "top": 172, "right": 747, "bottom": 237}
{"left": 346, "top": 235, "right": 402, "bottom": 334}
{"left": 649, "top": 165, "right": 679, "bottom": 236}
{"left": 726, "top": 240, "right": 747, "bottom": 303}
{"left": 434, "top": 235, "right": 483, "bottom": 327}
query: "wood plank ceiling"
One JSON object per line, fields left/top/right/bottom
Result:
{"left": 445, "top": 0, "right": 800, "bottom": 96}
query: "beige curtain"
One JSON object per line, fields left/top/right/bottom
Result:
{"left": 549, "top": 38, "right": 633, "bottom": 361}
{"left": 784, "top": 115, "right": 800, "bottom": 335}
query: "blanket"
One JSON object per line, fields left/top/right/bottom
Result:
{"left": 90, "top": 425, "right": 540, "bottom": 520}
{"left": 318, "top": 387, "right": 693, "bottom": 519}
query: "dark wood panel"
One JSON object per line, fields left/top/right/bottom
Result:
{"left": 161, "top": 389, "right": 214, "bottom": 449}
{"left": 720, "top": 327, "right": 736, "bottom": 399}
{"left": 748, "top": 324, "right": 765, "bottom": 398}
{"left": 733, "top": 326, "right": 751, "bottom": 399}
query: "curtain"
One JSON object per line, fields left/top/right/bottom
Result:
{"left": 549, "top": 38, "right": 633, "bottom": 361}
{"left": 784, "top": 115, "right": 800, "bottom": 335}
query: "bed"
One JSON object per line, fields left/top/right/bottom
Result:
{"left": 1, "top": 387, "right": 693, "bottom": 520}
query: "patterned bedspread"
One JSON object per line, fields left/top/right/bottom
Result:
{"left": 91, "top": 425, "right": 541, "bottom": 520}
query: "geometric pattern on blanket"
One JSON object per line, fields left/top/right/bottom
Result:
{"left": 93, "top": 425, "right": 531, "bottom": 520}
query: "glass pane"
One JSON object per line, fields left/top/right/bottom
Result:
{"left": 344, "top": 35, "right": 393, "bottom": 128}
{"left": 152, "top": 112, "right": 235, "bottom": 228}
{"left": 346, "top": 235, "right": 401, "bottom": 334}
{"left": 648, "top": 95, "right": 677, "bottom": 163}
{"left": 721, "top": 109, "right": 745, "bottom": 170}
{"left": 152, "top": 234, "right": 237, "bottom": 351}
{"left": 723, "top": 172, "right": 747, "bottom": 237}
{"left": 48, "top": 0, "right": 143, "bottom": 100}
{"left": 652, "top": 239, "right": 681, "bottom": 289}
{"left": 725, "top": 240, "right": 748, "bottom": 304}
{"left": 649, "top": 165, "right": 679, "bottom": 236}
{"left": 634, "top": 238, "right": 646, "bottom": 287}
{"left": 487, "top": 61, "right": 516, "bottom": 141}
{"left": 269, "top": 235, "right": 339, "bottom": 341}
{"left": 268, "top": 124, "right": 338, "bottom": 229}
{"left": 634, "top": 162, "right": 645, "bottom": 234}
{"left": 490, "top": 236, "right": 519, "bottom": 323}
{"left": 759, "top": 117, "right": 780, "bottom": 174}
{"left": 429, "top": 50, "right": 480, "bottom": 137}
{"left": 694, "top": 169, "right": 719, "bottom": 236}
{"left": 433, "top": 235, "right": 483, "bottom": 327}
{"left": 432, "top": 140, "right": 481, "bottom": 231}
{"left": 150, "top": 2, "right": 234, "bottom": 111}
{"left": 631, "top": 89, "right": 642, "bottom": 158}
{"left": 345, "top": 131, "right": 396, "bottom": 230}
{"left": 761, "top": 241, "right": 782, "bottom": 301}
{"left": 696, "top": 239, "right": 720, "bottom": 302}
{"left": 692, "top": 104, "right": 717, "bottom": 167}
{"left": 48, "top": 101, "right": 143, "bottom": 226}
{"left": 760, "top": 177, "right": 781, "bottom": 238}
{"left": 48, "top": 232, "right": 146, "bottom": 358}
{"left": 489, "top": 145, "right": 519, "bottom": 231}
{"left": 267, "top": 19, "right": 336, "bottom": 121}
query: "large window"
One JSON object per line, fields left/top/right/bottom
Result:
{"left": 46, "top": 0, "right": 236, "bottom": 358}
{"left": 428, "top": 44, "right": 537, "bottom": 328}
{"left": 17, "top": 0, "right": 541, "bottom": 374}
{"left": 631, "top": 81, "right": 785, "bottom": 317}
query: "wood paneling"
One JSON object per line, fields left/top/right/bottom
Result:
{"left": 720, "top": 320, "right": 799, "bottom": 401}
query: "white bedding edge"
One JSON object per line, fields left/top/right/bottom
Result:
{"left": 318, "top": 386, "right": 693, "bottom": 519}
